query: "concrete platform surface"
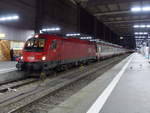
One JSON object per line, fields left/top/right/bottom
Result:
{"left": 48, "top": 53, "right": 150, "bottom": 113}
{"left": 0, "top": 61, "right": 22, "bottom": 84}
{"left": 0, "top": 61, "right": 17, "bottom": 74}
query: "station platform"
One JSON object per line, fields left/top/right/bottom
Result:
{"left": 48, "top": 53, "right": 150, "bottom": 113}
{"left": 0, "top": 61, "right": 17, "bottom": 74}
{"left": 0, "top": 61, "right": 19, "bottom": 84}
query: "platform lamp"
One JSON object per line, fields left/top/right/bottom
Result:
{"left": 119, "top": 36, "right": 124, "bottom": 47}
{"left": 120, "top": 37, "right": 123, "bottom": 40}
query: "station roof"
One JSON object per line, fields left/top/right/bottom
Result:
{"left": 73, "top": 0, "right": 150, "bottom": 47}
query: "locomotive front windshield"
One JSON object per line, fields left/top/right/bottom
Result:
{"left": 24, "top": 38, "right": 45, "bottom": 52}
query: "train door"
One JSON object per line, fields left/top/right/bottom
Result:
{"left": 48, "top": 39, "right": 61, "bottom": 62}
{"left": 59, "top": 39, "right": 67, "bottom": 64}
{"left": 55, "top": 40, "right": 61, "bottom": 63}
{"left": 96, "top": 44, "right": 101, "bottom": 59}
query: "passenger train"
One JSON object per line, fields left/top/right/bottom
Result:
{"left": 16, "top": 34, "right": 128, "bottom": 72}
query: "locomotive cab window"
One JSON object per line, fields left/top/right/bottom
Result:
{"left": 24, "top": 38, "right": 45, "bottom": 52}
{"left": 50, "top": 40, "right": 57, "bottom": 49}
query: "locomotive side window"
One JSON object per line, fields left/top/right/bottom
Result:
{"left": 50, "top": 40, "right": 57, "bottom": 49}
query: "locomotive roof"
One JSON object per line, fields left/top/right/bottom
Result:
{"left": 38, "top": 34, "right": 95, "bottom": 45}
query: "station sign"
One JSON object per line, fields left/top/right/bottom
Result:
{"left": 0, "top": 33, "right": 6, "bottom": 39}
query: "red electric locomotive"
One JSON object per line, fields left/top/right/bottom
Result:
{"left": 16, "top": 34, "right": 97, "bottom": 71}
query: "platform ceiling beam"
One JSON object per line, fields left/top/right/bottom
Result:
{"left": 86, "top": 0, "right": 143, "bottom": 6}
{"left": 104, "top": 19, "right": 150, "bottom": 24}
{"left": 95, "top": 10, "right": 130, "bottom": 16}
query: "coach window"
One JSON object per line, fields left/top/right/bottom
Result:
{"left": 50, "top": 40, "right": 57, "bottom": 49}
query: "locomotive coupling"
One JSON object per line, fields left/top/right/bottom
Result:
{"left": 16, "top": 61, "right": 24, "bottom": 71}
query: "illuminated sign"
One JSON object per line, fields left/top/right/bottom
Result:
{"left": 0, "top": 33, "right": 6, "bottom": 39}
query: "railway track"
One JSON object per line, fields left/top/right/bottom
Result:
{"left": 0, "top": 54, "right": 129, "bottom": 113}
{"left": 0, "top": 78, "right": 38, "bottom": 93}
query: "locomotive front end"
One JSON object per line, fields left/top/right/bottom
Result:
{"left": 16, "top": 35, "right": 47, "bottom": 71}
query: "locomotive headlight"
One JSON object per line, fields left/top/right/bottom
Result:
{"left": 20, "top": 56, "right": 23, "bottom": 60}
{"left": 42, "top": 56, "right": 46, "bottom": 61}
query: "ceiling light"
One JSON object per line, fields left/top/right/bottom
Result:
{"left": 0, "top": 17, "right": 6, "bottom": 21}
{"left": 133, "top": 24, "right": 150, "bottom": 28}
{"left": 146, "top": 25, "right": 150, "bottom": 28}
{"left": 55, "top": 28, "right": 60, "bottom": 31}
{"left": 142, "top": 7, "right": 150, "bottom": 11}
{"left": 87, "top": 37, "right": 92, "bottom": 39}
{"left": 140, "top": 25, "right": 146, "bottom": 28}
{"left": 11, "top": 15, "right": 19, "bottom": 19}
{"left": 66, "top": 33, "right": 80, "bottom": 36}
{"left": 131, "top": 6, "right": 150, "bottom": 12}
{"left": 131, "top": 7, "right": 141, "bottom": 12}
{"left": 144, "top": 32, "right": 148, "bottom": 34}
{"left": 42, "top": 29, "right": 47, "bottom": 32}
{"left": 134, "top": 32, "right": 139, "bottom": 35}
{"left": 41, "top": 27, "right": 61, "bottom": 32}
{"left": 5, "top": 17, "right": 13, "bottom": 20}
{"left": 0, "top": 15, "right": 19, "bottom": 22}
{"left": 133, "top": 25, "right": 139, "bottom": 28}
{"left": 139, "top": 32, "right": 143, "bottom": 35}
{"left": 120, "top": 37, "right": 123, "bottom": 39}
{"left": 134, "top": 32, "right": 148, "bottom": 35}
{"left": 90, "top": 39, "right": 99, "bottom": 42}
{"left": 80, "top": 37, "right": 92, "bottom": 40}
